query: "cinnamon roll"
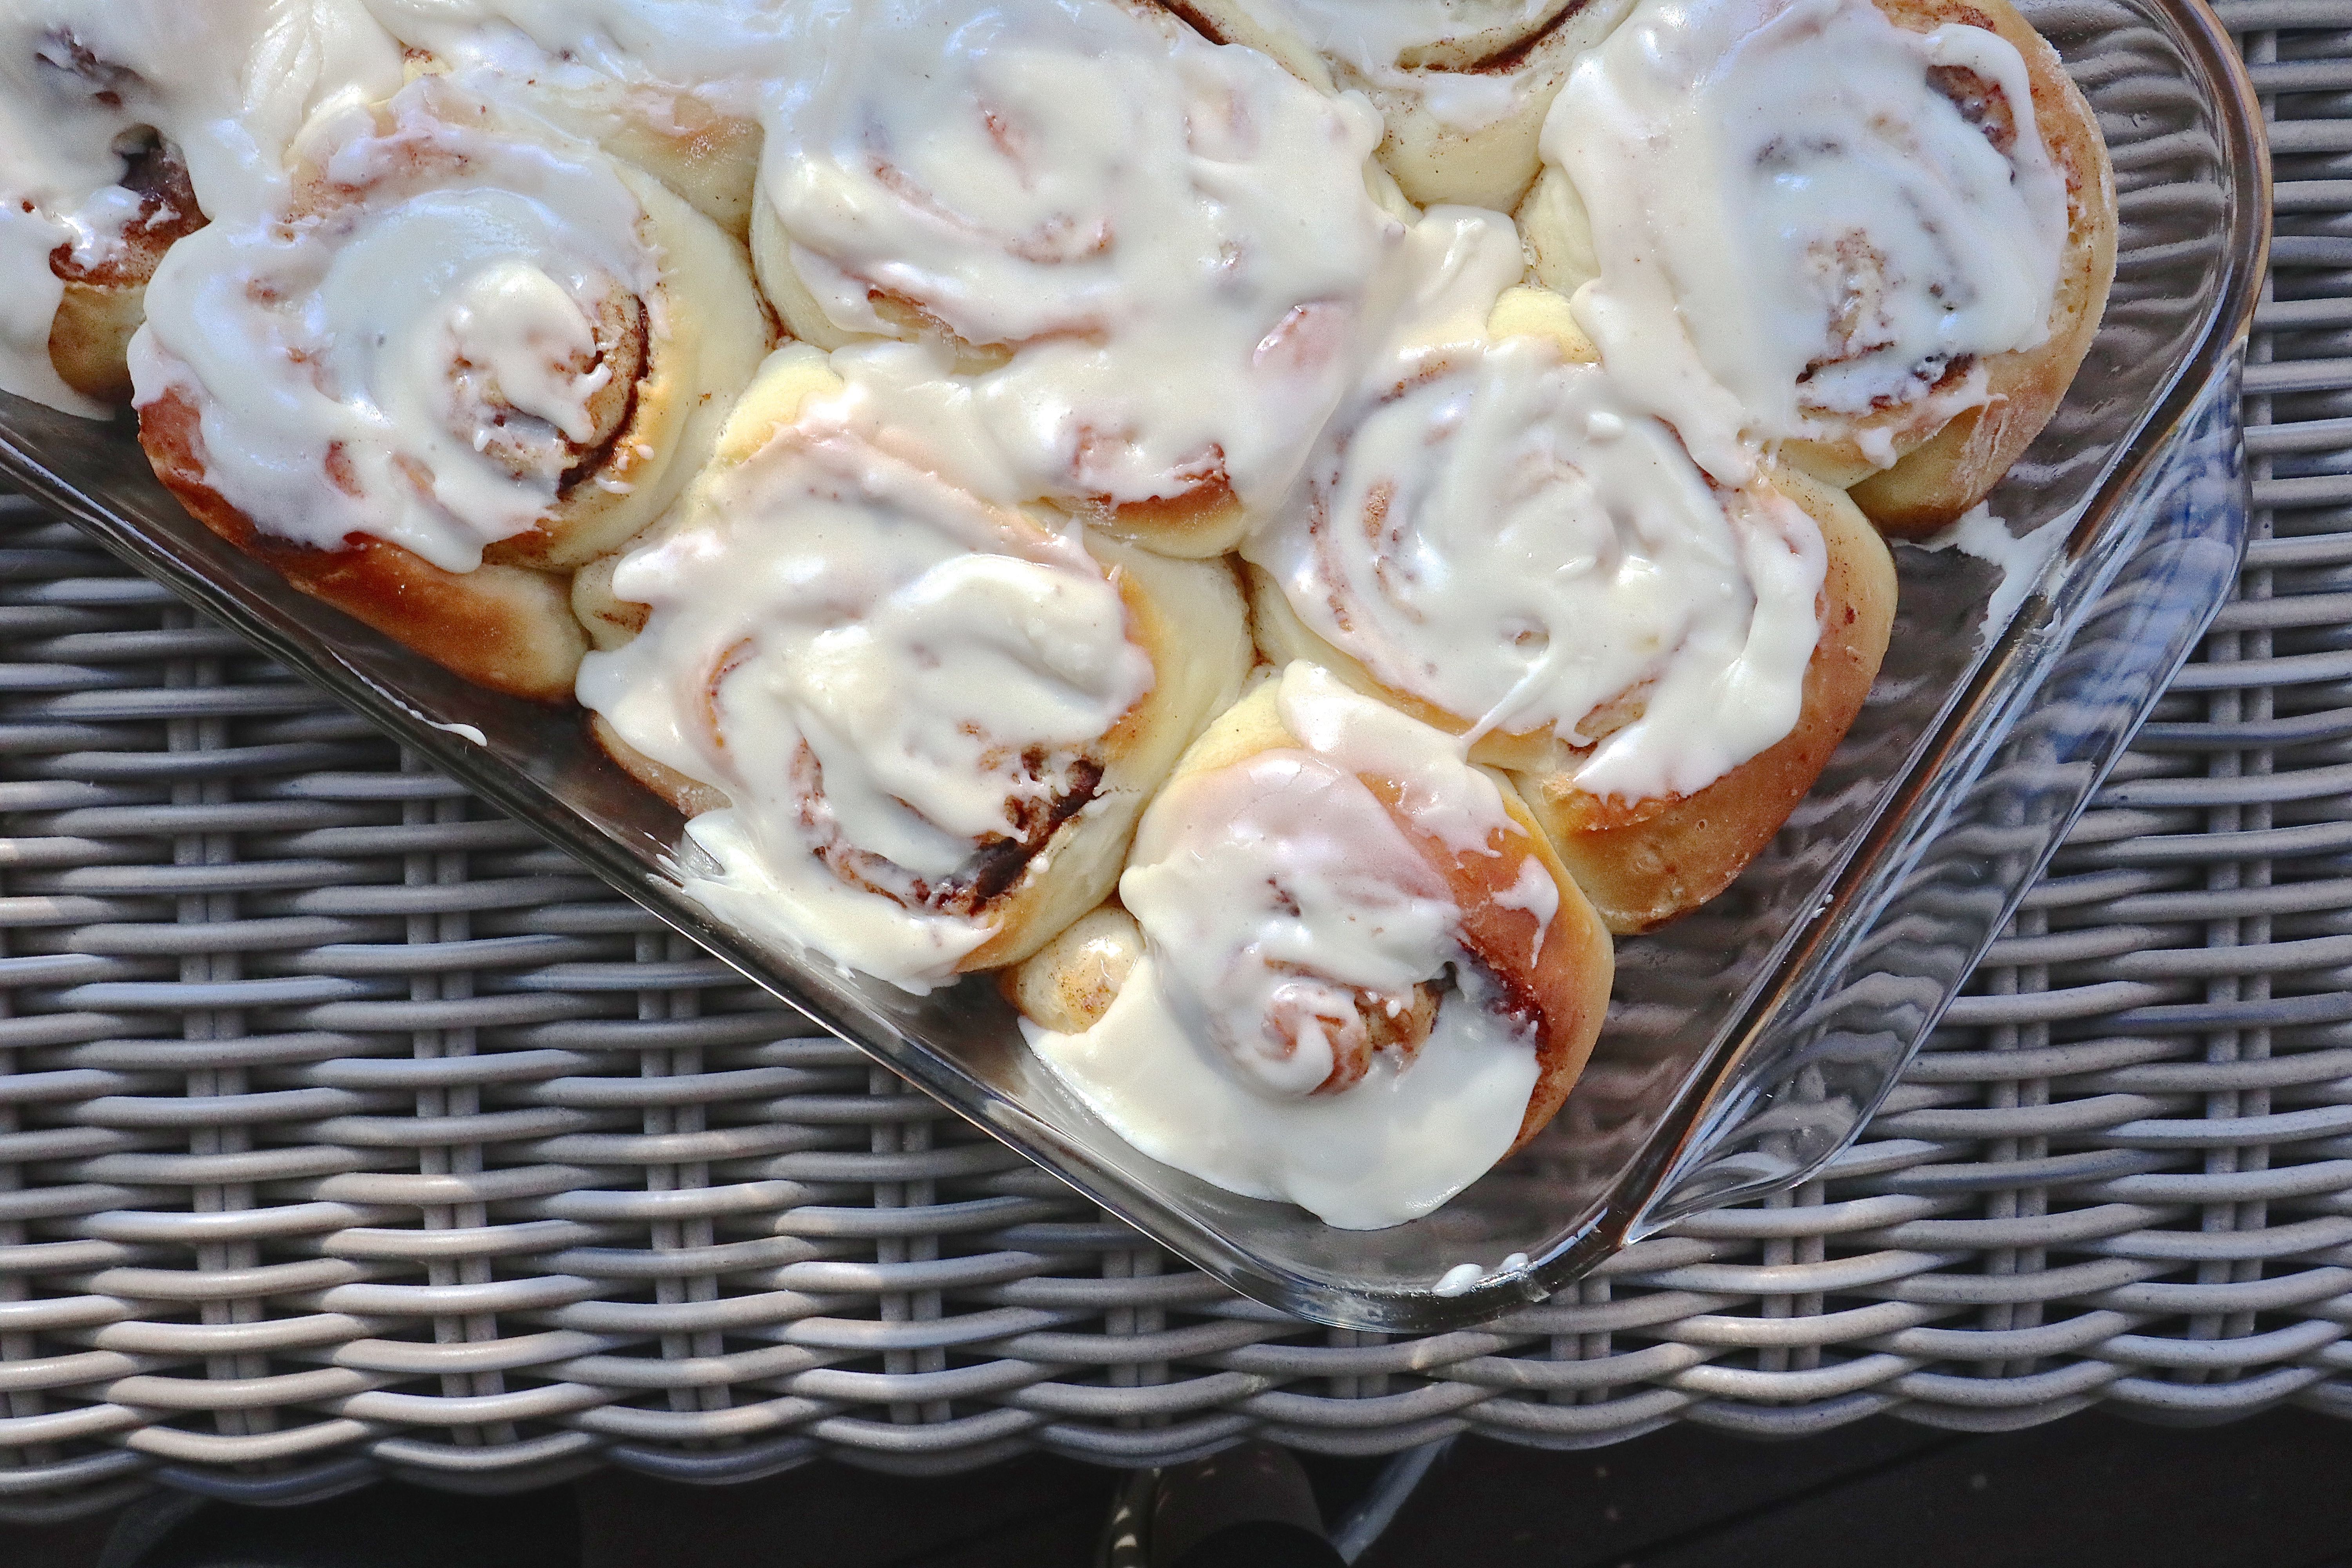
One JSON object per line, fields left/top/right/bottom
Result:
{"left": 1157, "top": 0, "right": 1638, "bottom": 211}
{"left": 0, "top": 0, "right": 403, "bottom": 414}
{"left": 369, "top": 1, "right": 784, "bottom": 240}
{"left": 1519, "top": 0, "right": 2115, "bottom": 533}
{"left": 1245, "top": 284, "right": 1896, "bottom": 933}
{"left": 128, "top": 73, "right": 770, "bottom": 701}
{"left": 576, "top": 345, "right": 1252, "bottom": 993}
{"left": 1014, "top": 662, "right": 1614, "bottom": 1229}
{"left": 746, "top": 0, "right": 1417, "bottom": 557}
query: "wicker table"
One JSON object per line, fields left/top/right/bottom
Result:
{"left": 0, "top": 1, "right": 2343, "bottom": 1523}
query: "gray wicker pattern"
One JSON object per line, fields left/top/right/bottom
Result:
{"left": 0, "top": 4, "right": 2340, "bottom": 1521}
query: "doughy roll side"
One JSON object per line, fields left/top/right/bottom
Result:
{"left": 1510, "top": 465, "right": 1896, "bottom": 933}
{"left": 1161, "top": 0, "right": 1639, "bottom": 212}
{"left": 502, "top": 80, "right": 761, "bottom": 243}
{"left": 140, "top": 385, "right": 588, "bottom": 702}
{"left": 1011, "top": 669, "right": 1614, "bottom": 1167}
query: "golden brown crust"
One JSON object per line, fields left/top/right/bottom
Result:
{"left": 1510, "top": 467, "right": 1896, "bottom": 933}
{"left": 1786, "top": 0, "right": 2117, "bottom": 532}
{"left": 45, "top": 135, "right": 206, "bottom": 405}
{"left": 1427, "top": 776, "right": 1614, "bottom": 1153}
{"left": 589, "top": 712, "right": 733, "bottom": 817}
{"left": 139, "top": 388, "right": 588, "bottom": 703}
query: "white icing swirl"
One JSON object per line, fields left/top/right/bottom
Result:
{"left": 1250, "top": 338, "right": 1828, "bottom": 802}
{"left": 762, "top": 0, "right": 1408, "bottom": 516}
{"left": 576, "top": 399, "right": 1155, "bottom": 994}
{"left": 0, "top": 0, "right": 403, "bottom": 414}
{"left": 128, "top": 76, "right": 668, "bottom": 574}
{"left": 1027, "top": 664, "right": 1544, "bottom": 1229}
{"left": 1541, "top": 0, "right": 2069, "bottom": 482}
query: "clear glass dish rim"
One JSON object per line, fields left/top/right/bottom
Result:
{"left": 0, "top": 0, "right": 2272, "bottom": 1334}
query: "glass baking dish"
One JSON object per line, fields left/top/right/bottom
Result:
{"left": 0, "top": 0, "right": 2268, "bottom": 1333}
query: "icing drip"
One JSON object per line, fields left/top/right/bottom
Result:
{"left": 1027, "top": 665, "right": 1544, "bottom": 1229}
{"left": 1541, "top": 0, "right": 2069, "bottom": 481}
{"left": 762, "top": 0, "right": 1408, "bottom": 516}
{"left": 128, "top": 76, "right": 666, "bottom": 573}
{"left": 1249, "top": 338, "right": 1828, "bottom": 804}
{"left": 576, "top": 401, "right": 1155, "bottom": 994}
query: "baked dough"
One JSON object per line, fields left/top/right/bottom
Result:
{"left": 45, "top": 133, "right": 206, "bottom": 405}
{"left": 744, "top": 0, "right": 1415, "bottom": 558}
{"left": 1010, "top": 669, "right": 1615, "bottom": 1161}
{"left": 1512, "top": 461, "right": 1896, "bottom": 933}
{"left": 1248, "top": 283, "right": 1895, "bottom": 931}
{"left": 1518, "top": 0, "right": 2115, "bottom": 535}
{"left": 130, "top": 75, "right": 769, "bottom": 700}
{"left": 577, "top": 345, "right": 1254, "bottom": 983}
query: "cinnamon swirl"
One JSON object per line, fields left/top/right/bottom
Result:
{"left": 576, "top": 345, "right": 1252, "bottom": 993}
{"left": 1014, "top": 663, "right": 1614, "bottom": 1228}
{"left": 1246, "top": 283, "right": 1896, "bottom": 932}
{"left": 746, "top": 0, "right": 1419, "bottom": 557}
{"left": 1519, "top": 0, "right": 2115, "bottom": 533}
{"left": 1158, "top": 0, "right": 1637, "bottom": 211}
{"left": 128, "top": 73, "right": 770, "bottom": 700}
{"left": 0, "top": 0, "right": 403, "bottom": 413}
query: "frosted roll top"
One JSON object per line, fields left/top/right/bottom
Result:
{"left": 1027, "top": 668, "right": 1551, "bottom": 1229}
{"left": 577, "top": 403, "right": 1153, "bottom": 993}
{"left": 762, "top": 0, "right": 1413, "bottom": 515}
{"left": 128, "top": 78, "right": 669, "bottom": 574}
{"left": 1542, "top": 0, "right": 2070, "bottom": 481}
{"left": 1249, "top": 337, "right": 1829, "bottom": 803}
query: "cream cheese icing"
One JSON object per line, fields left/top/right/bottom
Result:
{"left": 0, "top": 0, "right": 403, "bottom": 414}
{"left": 760, "top": 0, "right": 1411, "bottom": 519}
{"left": 1541, "top": 0, "right": 2070, "bottom": 483}
{"left": 128, "top": 76, "right": 670, "bottom": 574}
{"left": 1250, "top": 332, "right": 1828, "bottom": 804}
{"left": 575, "top": 384, "right": 1155, "bottom": 994}
{"left": 1025, "top": 665, "right": 1546, "bottom": 1229}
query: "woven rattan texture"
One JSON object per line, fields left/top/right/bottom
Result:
{"left": 0, "top": 7, "right": 2343, "bottom": 1520}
